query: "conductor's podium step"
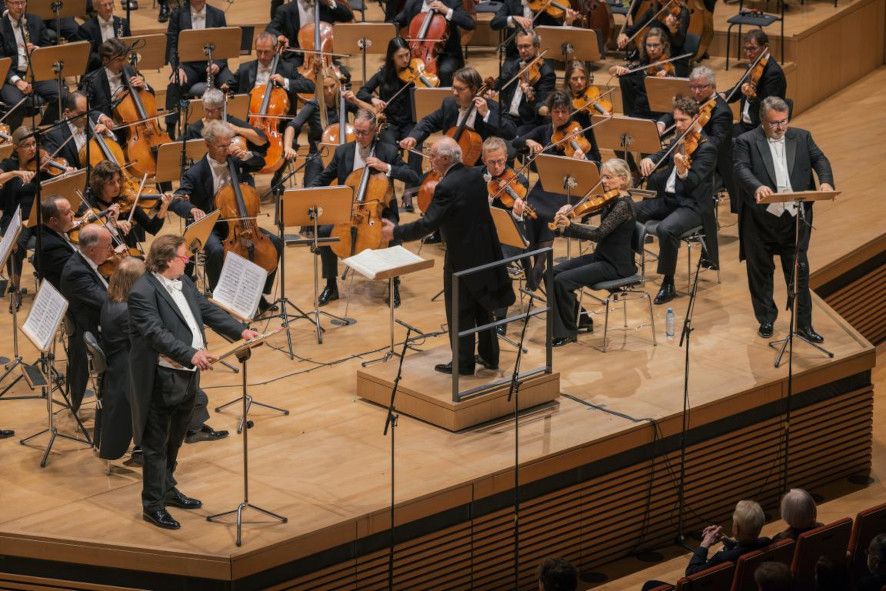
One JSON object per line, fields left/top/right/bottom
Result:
{"left": 357, "top": 344, "right": 560, "bottom": 431}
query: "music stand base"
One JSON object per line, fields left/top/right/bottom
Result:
{"left": 206, "top": 502, "right": 288, "bottom": 547}
{"left": 768, "top": 333, "right": 834, "bottom": 367}
{"left": 215, "top": 394, "right": 289, "bottom": 433}
{"left": 0, "top": 357, "right": 41, "bottom": 400}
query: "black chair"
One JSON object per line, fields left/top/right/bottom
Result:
{"left": 643, "top": 220, "right": 720, "bottom": 293}
{"left": 724, "top": 1, "right": 784, "bottom": 70}
{"left": 82, "top": 330, "right": 110, "bottom": 471}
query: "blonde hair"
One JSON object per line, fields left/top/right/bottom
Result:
{"left": 107, "top": 257, "right": 146, "bottom": 302}
{"left": 733, "top": 500, "right": 765, "bottom": 541}
{"left": 601, "top": 158, "right": 633, "bottom": 189}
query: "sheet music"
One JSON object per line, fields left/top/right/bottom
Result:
{"left": 0, "top": 207, "right": 22, "bottom": 270}
{"left": 22, "top": 280, "right": 69, "bottom": 352}
{"left": 343, "top": 245, "right": 428, "bottom": 280}
{"left": 212, "top": 251, "right": 267, "bottom": 320}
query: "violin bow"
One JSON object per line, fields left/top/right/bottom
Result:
{"left": 126, "top": 174, "right": 150, "bottom": 224}
{"left": 640, "top": 103, "right": 710, "bottom": 180}
{"left": 497, "top": 50, "right": 550, "bottom": 94}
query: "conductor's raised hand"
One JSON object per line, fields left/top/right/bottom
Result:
{"left": 191, "top": 349, "right": 216, "bottom": 370}
{"left": 381, "top": 218, "right": 396, "bottom": 242}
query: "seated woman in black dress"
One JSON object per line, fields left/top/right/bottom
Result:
{"left": 549, "top": 158, "right": 637, "bottom": 347}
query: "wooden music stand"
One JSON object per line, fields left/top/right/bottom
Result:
{"left": 155, "top": 140, "right": 207, "bottom": 183}
{"left": 490, "top": 206, "right": 529, "bottom": 250}
{"left": 645, "top": 76, "right": 692, "bottom": 113}
{"left": 536, "top": 154, "right": 600, "bottom": 198}
{"left": 414, "top": 88, "right": 453, "bottom": 121}
{"left": 536, "top": 25, "right": 601, "bottom": 63}
{"left": 334, "top": 23, "right": 396, "bottom": 86}
{"left": 118, "top": 34, "right": 167, "bottom": 71}
{"left": 178, "top": 27, "right": 242, "bottom": 65}
{"left": 592, "top": 115, "right": 662, "bottom": 155}
{"left": 0, "top": 58, "right": 10, "bottom": 89}
{"left": 186, "top": 94, "right": 249, "bottom": 124}
{"left": 183, "top": 210, "right": 221, "bottom": 251}
{"left": 28, "top": 0, "right": 87, "bottom": 22}
{"left": 26, "top": 171, "right": 87, "bottom": 228}
{"left": 28, "top": 42, "right": 90, "bottom": 120}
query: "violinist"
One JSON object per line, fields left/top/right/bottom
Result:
{"left": 636, "top": 96, "right": 717, "bottom": 305}
{"left": 392, "top": 0, "right": 476, "bottom": 86}
{"left": 0, "top": 0, "right": 63, "bottom": 131}
{"left": 80, "top": 39, "right": 149, "bottom": 124}
{"left": 490, "top": 0, "right": 580, "bottom": 57}
{"left": 78, "top": 0, "right": 131, "bottom": 73}
{"left": 307, "top": 110, "right": 420, "bottom": 307}
{"left": 512, "top": 90, "right": 601, "bottom": 290}
{"left": 170, "top": 120, "right": 281, "bottom": 314}
{"left": 727, "top": 30, "right": 787, "bottom": 137}
{"left": 400, "top": 67, "right": 516, "bottom": 155}
{"left": 610, "top": 27, "right": 674, "bottom": 121}
{"left": 32, "top": 195, "right": 78, "bottom": 291}
{"left": 44, "top": 92, "right": 115, "bottom": 169}
{"left": 283, "top": 71, "right": 358, "bottom": 186}
{"left": 492, "top": 30, "right": 556, "bottom": 136}
{"left": 550, "top": 158, "right": 637, "bottom": 346}
{"left": 222, "top": 33, "right": 315, "bottom": 104}
{"left": 356, "top": 37, "right": 424, "bottom": 210}
{"left": 266, "top": 0, "right": 354, "bottom": 68}
{"left": 617, "top": 0, "right": 690, "bottom": 76}
{"left": 184, "top": 88, "right": 268, "bottom": 157}
{"left": 561, "top": 60, "right": 613, "bottom": 119}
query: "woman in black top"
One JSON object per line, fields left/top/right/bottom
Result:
{"left": 617, "top": 1, "right": 690, "bottom": 76}
{"left": 550, "top": 158, "right": 637, "bottom": 346}
{"left": 356, "top": 37, "right": 423, "bottom": 209}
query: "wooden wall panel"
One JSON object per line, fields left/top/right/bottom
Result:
{"left": 822, "top": 264, "right": 886, "bottom": 344}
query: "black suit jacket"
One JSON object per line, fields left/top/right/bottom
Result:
{"left": 727, "top": 58, "right": 787, "bottom": 127}
{"left": 127, "top": 273, "right": 245, "bottom": 444}
{"left": 686, "top": 537, "right": 770, "bottom": 576}
{"left": 43, "top": 123, "right": 90, "bottom": 169}
{"left": 0, "top": 13, "right": 51, "bottom": 83}
{"left": 310, "top": 140, "right": 420, "bottom": 189}
{"left": 393, "top": 0, "right": 475, "bottom": 61}
{"left": 410, "top": 96, "right": 517, "bottom": 143}
{"left": 224, "top": 58, "right": 314, "bottom": 98}
{"left": 394, "top": 163, "right": 515, "bottom": 311}
{"left": 78, "top": 15, "right": 131, "bottom": 71}
{"left": 165, "top": 4, "right": 227, "bottom": 81}
{"left": 80, "top": 66, "right": 118, "bottom": 120}
{"left": 266, "top": 0, "right": 353, "bottom": 65}
{"left": 497, "top": 56, "right": 556, "bottom": 125}
{"left": 647, "top": 131, "right": 718, "bottom": 213}
{"left": 60, "top": 252, "right": 108, "bottom": 332}
{"left": 33, "top": 227, "right": 77, "bottom": 289}
{"left": 489, "top": 0, "right": 560, "bottom": 56}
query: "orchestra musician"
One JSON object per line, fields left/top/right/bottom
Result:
{"left": 44, "top": 91, "right": 115, "bottom": 169}
{"left": 657, "top": 65, "right": 732, "bottom": 266}
{"left": 733, "top": 96, "right": 833, "bottom": 342}
{"left": 728, "top": 30, "right": 787, "bottom": 137}
{"left": 512, "top": 90, "right": 601, "bottom": 290}
{"left": 550, "top": 158, "right": 637, "bottom": 346}
{"left": 0, "top": 0, "right": 63, "bottom": 130}
{"left": 59, "top": 224, "right": 114, "bottom": 414}
{"left": 492, "top": 30, "right": 556, "bottom": 136}
{"left": 80, "top": 39, "right": 149, "bottom": 124}
{"left": 78, "top": 0, "right": 131, "bottom": 72}
{"left": 636, "top": 96, "right": 718, "bottom": 305}
{"left": 128, "top": 234, "right": 258, "bottom": 530}
{"left": 32, "top": 195, "right": 78, "bottom": 290}
{"left": 222, "top": 32, "right": 315, "bottom": 104}
{"left": 170, "top": 120, "right": 281, "bottom": 315}
{"left": 381, "top": 136, "right": 515, "bottom": 376}
{"left": 490, "top": 0, "right": 580, "bottom": 58}
{"left": 308, "top": 109, "right": 420, "bottom": 307}
{"left": 392, "top": 0, "right": 476, "bottom": 87}
{"left": 184, "top": 88, "right": 269, "bottom": 157}
{"left": 266, "top": 0, "right": 354, "bottom": 68}
{"left": 561, "top": 60, "right": 613, "bottom": 119}
{"left": 617, "top": 0, "right": 691, "bottom": 76}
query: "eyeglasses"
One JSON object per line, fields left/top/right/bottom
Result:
{"left": 765, "top": 118, "right": 789, "bottom": 128}
{"left": 353, "top": 129, "right": 373, "bottom": 137}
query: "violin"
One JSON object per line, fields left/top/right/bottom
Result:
{"left": 551, "top": 121, "right": 592, "bottom": 159}
{"left": 696, "top": 98, "right": 716, "bottom": 129}
{"left": 548, "top": 188, "right": 621, "bottom": 229}
{"left": 675, "top": 127, "right": 700, "bottom": 168}
{"left": 745, "top": 52, "right": 769, "bottom": 99}
{"left": 407, "top": 4, "right": 449, "bottom": 75}
{"left": 98, "top": 247, "right": 145, "bottom": 279}
{"left": 527, "top": 0, "right": 574, "bottom": 21}
{"left": 24, "top": 148, "right": 69, "bottom": 177}
{"left": 248, "top": 41, "right": 289, "bottom": 174}
{"left": 398, "top": 58, "right": 440, "bottom": 88}
{"left": 488, "top": 169, "right": 537, "bottom": 219}
{"left": 645, "top": 58, "right": 675, "bottom": 77}
{"left": 521, "top": 58, "right": 543, "bottom": 87}
{"left": 443, "top": 77, "right": 495, "bottom": 167}
{"left": 330, "top": 142, "right": 391, "bottom": 258}
{"left": 571, "top": 86, "right": 612, "bottom": 115}
{"left": 216, "top": 159, "right": 279, "bottom": 274}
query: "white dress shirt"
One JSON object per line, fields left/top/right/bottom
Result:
{"left": 190, "top": 6, "right": 207, "bottom": 29}
{"left": 8, "top": 15, "right": 28, "bottom": 79}
{"left": 105, "top": 67, "right": 124, "bottom": 96}
{"left": 98, "top": 15, "right": 116, "bottom": 41}
{"left": 297, "top": 0, "right": 313, "bottom": 28}
{"left": 154, "top": 273, "right": 204, "bottom": 370}
{"left": 256, "top": 64, "right": 290, "bottom": 91}
{"left": 68, "top": 121, "right": 87, "bottom": 153}
{"left": 507, "top": 0, "right": 533, "bottom": 25}
{"left": 766, "top": 136, "right": 797, "bottom": 216}
{"left": 456, "top": 104, "right": 491, "bottom": 130}
{"left": 208, "top": 155, "right": 231, "bottom": 193}
{"left": 508, "top": 85, "right": 524, "bottom": 117}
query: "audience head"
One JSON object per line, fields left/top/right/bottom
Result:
{"left": 108, "top": 257, "right": 145, "bottom": 303}
{"left": 537, "top": 557, "right": 578, "bottom": 591}
{"left": 779, "top": 488, "right": 817, "bottom": 531}
{"left": 732, "top": 499, "right": 765, "bottom": 542}
{"left": 42, "top": 195, "right": 74, "bottom": 233}
{"left": 814, "top": 555, "right": 847, "bottom": 591}
{"left": 868, "top": 533, "right": 886, "bottom": 575}
{"left": 754, "top": 561, "right": 793, "bottom": 591}
{"left": 146, "top": 234, "right": 188, "bottom": 278}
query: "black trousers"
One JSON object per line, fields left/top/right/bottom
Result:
{"left": 67, "top": 320, "right": 91, "bottom": 413}
{"left": 141, "top": 366, "right": 198, "bottom": 512}
{"left": 379, "top": 121, "right": 421, "bottom": 191}
{"left": 552, "top": 253, "right": 621, "bottom": 338}
{"left": 187, "top": 388, "right": 210, "bottom": 433}
{"left": 635, "top": 198, "right": 703, "bottom": 277}
{"left": 444, "top": 265, "right": 499, "bottom": 370}
{"left": 741, "top": 204, "right": 813, "bottom": 327}
{"left": 0, "top": 79, "right": 63, "bottom": 131}
{"left": 203, "top": 229, "right": 282, "bottom": 294}
{"left": 436, "top": 55, "right": 463, "bottom": 87}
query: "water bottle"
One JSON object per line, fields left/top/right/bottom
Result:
{"left": 666, "top": 308, "right": 675, "bottom": 340}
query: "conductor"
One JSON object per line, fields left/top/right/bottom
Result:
{"left": 129, "top": 235, "right": 258, "bottom": 530}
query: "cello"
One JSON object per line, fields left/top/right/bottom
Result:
{"left": 216, "top": 159, "right": 279, "bottom": 274}
{"left": 443, "top": 76, "right": 495, "bottom": 167}
{"left": 407, "top": 4, "right": 449, "bottom": 75}
{"left": 248, "top": 41, "right": 289, "bottom": 174}
{"left": 330, "top": 142, "right": 391, "bottom": 258}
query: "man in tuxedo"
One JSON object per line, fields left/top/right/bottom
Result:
{"left": 222, "top": 32, "right": 314, "bottom": 102}
{"left": 0, "top": 0, "right": 63, "bottom": 130}
{"left": 59, "top": 224, "right": 112, "bottom": 413}
{"left": 490, "top": 0, "right": 579, "bottom": 58}
{"left": 32, "top": 195, "right": 77, "bottom": 289}
{"left": 382, "top": 137, "right": 515, "bottom": 375}
{"left": 128, "top": 234, "right": 257, "bottom": 529}
{"left": 43, "top": 92, "right": 115, "bottom": 169}
{"left": 733, "top": 96, "right": 834, "bottom": 341}
{"left": 392, "top": 0, "right": 475, "bottom": 87}
{"left": 266, "top": 0, "right": 353, "bottom": 67}
{"left": 78, "top": 0, "right": 131, "bottom": 72}
{"left": 493, "top": 30, "right": 556, "bottom": 137}
{"left": 80, "top": 39, "right": 149, "bottom": 122}
{"left": 308, "top": 109, "right": 419, "bottom": 307}
{"left": 170, "top": 120, "right": 280, "bottom": 314}
{"left": 728, "top": 30, "right": 786, "bottom": 137}
{"left": 183, "top": 88, "right": 268, "bottom": 156}
{"left": 636, "top": 96, "right": 718, "bottom": 305}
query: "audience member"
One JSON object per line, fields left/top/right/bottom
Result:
{"left": 772, "top": 488, "right": 823, "bottom": 542}
{"left": 814, "top": 555, "right": 848, "bottom": 591}
{"left": 754, "top": 561, "right": 793, "bottom": 591}
{"left": 537, "top": 557, "right": 578, "bottom": 591}
{"left": 857, "top": 533, "right": 886, "bottom": 591}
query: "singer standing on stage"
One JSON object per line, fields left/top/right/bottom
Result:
{"left": 129, "top": 235, "right": 258, "bottom": 530}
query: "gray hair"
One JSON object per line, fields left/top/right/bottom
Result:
{"left": 482, "top": 136, "right": 508, "bottom": 155}
{"left": 760, "top": 96, "right": 790, "bottom": 120}
{"left": 354, "top": 109, "right": 377, "bottom": 126}
{"left": 780, "top": 488, "right": 817, "bottom": 530}
{"left": 202, "top": 87, "right": 225, "bottom": 110}
{"left": 733, "top": 500, "right": 765, "bottom": 541}
{"left": 434, "top": 137, "right": 462, "bottom": 164}
{"left": 689, "top": 66, "right": 716, "bottom": 86}
{"left": 255, "top": 31, "right": 277, "bottom": 46}
{"left": 202, "top": 119, "right": 234, "bottom": 143}
{"left": 515, "top": 29, "right": 541, "bottom": 47}
{"left": 600, "top": 158, "right": 632, "bottom": 185}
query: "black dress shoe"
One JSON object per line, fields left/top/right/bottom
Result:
{"left": 434, "top": 362, "right": 474, "bottom": 375}
{"left": 758, "top": 322, "right": 774, "bottom": 338}
{"left": 798, "top": 325, "right": 824, "bottom": 343}
{"left": 653, "top": 282, "right": 676, "bottom": 305}
{"left": 124, "top": 449, "right": 143, "bottom": 467}
{"left": 185, "top": 425, "right": 229, "bottom": 444}
{"left": 318, "top": 285, "right": 339, "bottom": 306}
{"left": 157, "top": 3, "right": 169, "bottom": 22}
{"left": 552, "top": 336, "right": 577, "bottom": 347}
{"left": 0, "top": 429, "right": 14, "bottom": 439}
{"left": 143, "top": 508, "right": 180, "bottom": 529}
{"left": 475, "top": 355, "right": 498, "bottom": 370}
{"left": 700, "top": 259, "right": 719, "bottom": 271}
{"left": 165, "top": 488, "right": 202, "bottom": 510}
{"left": 256, "top": 297, "right": 278, "bottom": 316}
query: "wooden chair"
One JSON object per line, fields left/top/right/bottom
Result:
{"left": 675, "top": 561, "right": 736, "bottom": 590}
{"left": 729, "top": 538, "right": 795, "bottom": 591}
{"left": 848, "top": 502, "right": 886, "bottom": 583}
{"left": 791, "top": 517, "right": 853, "bottom": 589}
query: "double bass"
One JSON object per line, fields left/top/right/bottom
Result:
{"left": 330, "top": 142, "right": 391, "bottom": 258}
{"left": 248, "top": 41, "right": 289, "bottom": 174}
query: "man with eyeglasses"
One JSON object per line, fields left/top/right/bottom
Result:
{"left": 308, "top": 109, "right": 419, "bottom": 307}
{"left": 733, "top": 96, "right": 834, "bottom": 342}
{"left": 490, "top": 30, "right": 556, "bottom": 137}
{"left": 727, "top": 29, "right": 786, "bottom": 137}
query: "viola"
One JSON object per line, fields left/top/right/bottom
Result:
{"left": 248, "top": 42, "right": 289, "bottom": 174}
{"left": 443, "top": 77, "right": 495, "bottom": 167}
{"left": 645, "top": 58, "right": 675, "bottom": 77}
{"left": 398, "top": 58, "right": 440, "bottom": 88}
{"left": 98, "top": 247, "right": 145, "bottom": 279}
{"left": 488, "top": 168, "right": 537, "bottom": 219}
{"left": 330, "top": 142, "right": 391, "bottom": 258}
{"left": 548, "top": 188, "right": 621, "bottom": 229}
{"left": 571, "top": 86, "right": 612, "bottom": 115}
{"left": 551, "top": 121, "right": 592, "bottom": 159}
{"left": 113, "top": 56, "right": 171, "bottom": 178}
{"left": 417, "top": 169, "right": 441, "bottom": 213}
{"left": 407, "top": 5, "right": 449, "bottom": 75}
{"left": 528, "top": 0, "right": 574, "bottom": 21}
{"left": 25, "top": 148, "right": 68, "bottom": 177}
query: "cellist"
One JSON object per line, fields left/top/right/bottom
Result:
{"left": 44, "top": 91, "right": 115, "bottom": 169}
{"left": 170, "top": 120, "right": 281, "bottom": 315}
{"left": 222, "top": 32, "right": 315, "bottom": 104}
{"left": 183, "top": 88, "right": 269, "bottom": 158}
{"left": 81, "top": 39, "right": 149, "bottom": 125}
{"left": 392, "top": 0, "right": 476, "bottom": 86}
{"left": 266, "top": 0, "right": 354, "bottom": 68}
{"left": 307, "top": 110, "right": 420, "bottom": 307}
